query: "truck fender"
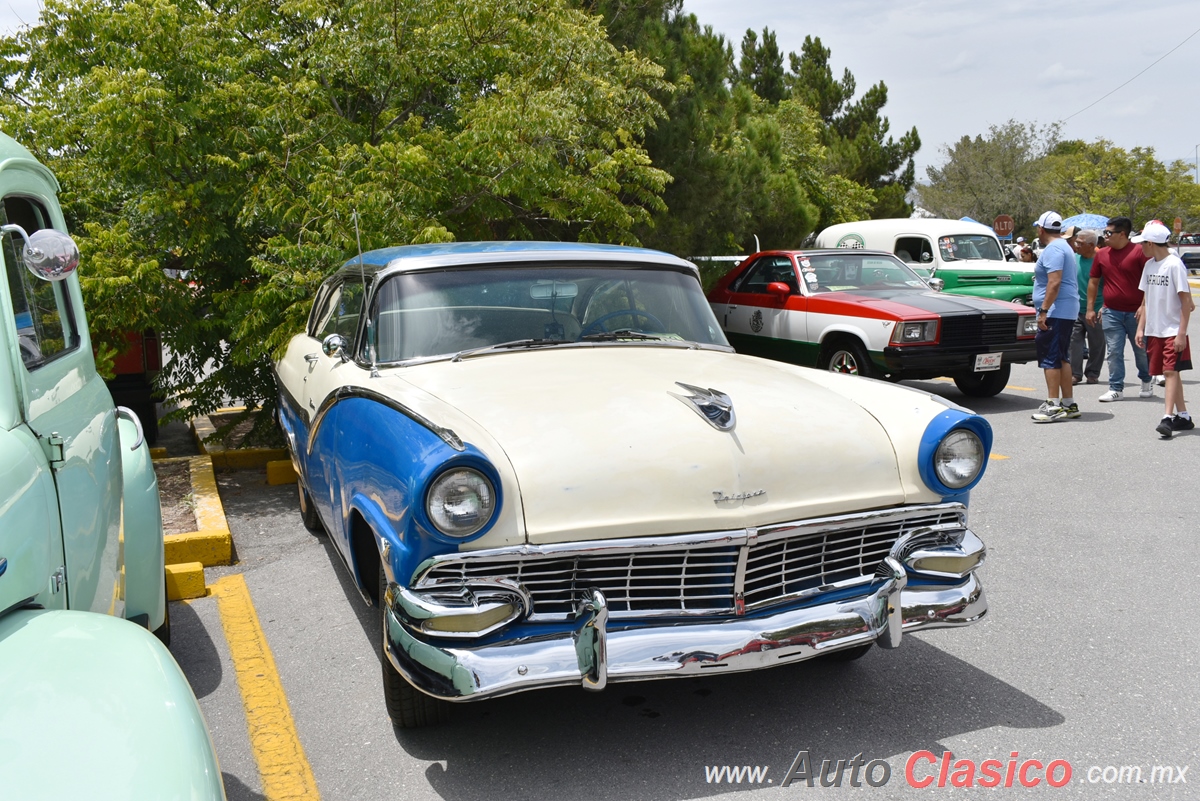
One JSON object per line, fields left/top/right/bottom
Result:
{"left": 117, "top": 412, "right": 167, "bottom": 632}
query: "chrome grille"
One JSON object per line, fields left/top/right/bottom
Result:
{"left": 417, "top": 506, "right": 965, "bottom": 620}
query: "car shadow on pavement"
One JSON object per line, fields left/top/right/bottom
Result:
{"left": 170, "top": 599, "right": 223, "bottom": 699}
{"left": 222, "top": 772, "right": 267, "bottom": 801}
{"left": 398, "top": 638, "right": 1063, "bottom": 801}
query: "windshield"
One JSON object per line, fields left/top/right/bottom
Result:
{"left": 937, "top": 234, "right": 1005, "bottom": 262}
{"left": 369, "top": 263, "right": 728, "bottom": 361}
{"left": 802, "top": 253, "right": 929, "bottom": 293}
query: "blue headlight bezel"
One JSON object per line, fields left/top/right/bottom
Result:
{"left": 918, "top": 410, "right": 993, "bottom": 498}
{"left": 417, "top": 455, "right": 504, "bottom": 545}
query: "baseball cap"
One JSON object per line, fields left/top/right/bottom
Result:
{"left": 1061, "top": 225, "right": 1079, "bottom": 239}
{"left": 1033, "top": 211, "right": 1063, "bottom": 231}
{"left": 1131, "top": 221, "right": 1170, "bottom": 244}
{"left": 1016, "top": 236, "right": 1025, "bottom": 243}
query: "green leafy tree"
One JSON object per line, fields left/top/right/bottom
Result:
{"left": 1045, "top": 140, "right": 1200, "bottom": 229}
{"left": 918, "top": 120, "right": 1061, "bottom": 233}
{"left": 0, "top": 0, "right": 671, "bottom": 429}
{"left": 786, "top": 35, "right": 919, "bottom": 219}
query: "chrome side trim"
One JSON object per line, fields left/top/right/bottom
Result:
{"left": 306, "top": 385, "right": 465, "bottom": 455}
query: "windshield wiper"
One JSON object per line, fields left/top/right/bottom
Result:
{"left": 451, "top": 338, "right": 568, "bottom": 362}
{"left": 578, "top": 329, "right": 663, "bottom": 342}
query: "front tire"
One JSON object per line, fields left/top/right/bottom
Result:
{"left": 379, "top": 565, "right": 450, "bottom": 728}
{"left": 821, "top": 339, "right": 875, "bottom": 378}
{"left": 953, "top": 363, "right": 1011, "bottom": 397}
{"left": 297, "top": 484, "right": 324, "bottom": 534}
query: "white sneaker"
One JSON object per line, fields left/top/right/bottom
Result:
{"left": 1099, "top": 390, "right": 1123, "bottom": 402}
{"left": 1140, "top": 381, "right": 1154, "bottom": 398}
{"left": 1154, "top": 376, "right": 1166, "bottom": 387}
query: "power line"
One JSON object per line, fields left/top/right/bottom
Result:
{"left": 1062, "top": 23, "right": 1200, "bottom": 123}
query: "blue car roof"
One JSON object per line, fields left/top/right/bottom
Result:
{"left": 349, "top": 241, "right": 674, "bottom": 268}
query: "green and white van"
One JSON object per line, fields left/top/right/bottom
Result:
{"left": 815, "top": 219, "right": 1036, "bottom": 306}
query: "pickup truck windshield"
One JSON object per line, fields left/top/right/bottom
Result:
{"left": 370, "top": 264, "right": 728, "bottom": 362}
{"left": 938, "top": 235, "right": 1005, "bottom": 262}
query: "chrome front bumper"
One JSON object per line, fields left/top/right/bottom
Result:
{"left": 384, "top": 562, "right": 987, "bottom": 702}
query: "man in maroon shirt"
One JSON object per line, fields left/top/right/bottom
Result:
{"left": 1086, "top": 216, "right": 1152, "bottom": 401}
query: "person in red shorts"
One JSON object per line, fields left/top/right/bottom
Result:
{"left": 1133, "top": 222, "right": 1193, "bottom": 437}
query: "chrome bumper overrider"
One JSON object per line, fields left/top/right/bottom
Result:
{"left": 384, "top": 560, "right": 987, "bottom": 702}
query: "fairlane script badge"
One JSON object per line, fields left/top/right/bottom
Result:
{"left": 713, "top": 489, "right": 766, "bottom": 506}
{"left": 670, "top": 382, "right": 736, "bottom": 432}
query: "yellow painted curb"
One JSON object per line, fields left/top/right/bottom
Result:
{"left": 192, "top": 410, "right": 288, "bottom": 469}
{"left": 266, "top": 459, "right": 298, "bottom": 486}
{"left": 166, "top": 562, "right": 207, "bottom": 600}
{"left": 165, "top": 529, "right": 232, "bottom": 567}
{"left": 189, "top": 455, "right": 231, "bottom": 537}
{"left": 212, "top": 448, "right": 289, "bottom": 470}
{"left": 211, "top": 574, "right": 321, "bottom": 801}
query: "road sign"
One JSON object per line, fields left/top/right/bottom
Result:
{"left": 1173, "top": 217, "right": 1182, "bottom": 234}
{"left": 993, "top": 215, "right": 1015, "bottom": 237}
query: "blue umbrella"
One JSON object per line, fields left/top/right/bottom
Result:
{"left": 1061, "top": 213, "right": 1109, "bottom": 230}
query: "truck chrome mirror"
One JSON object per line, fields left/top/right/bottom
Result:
{"left": 927, "top": 277, "right": 945, "bottom": 292}
{"left": 1, "top": 225, "right": 81, "bottom": 281}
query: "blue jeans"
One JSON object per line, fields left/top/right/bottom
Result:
{"left": 1101, "top": 308, "right": 1150, "bottom": 391}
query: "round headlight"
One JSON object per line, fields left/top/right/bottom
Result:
{"left": 934, "top": 429, "right": 985, "bottom": 489}
{"left": 426, "top": 468, "right": 496, "bottom": 537}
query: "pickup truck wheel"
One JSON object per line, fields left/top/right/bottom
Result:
{"left": 297, "top": 484, "right": 324, "bottom": 534}
{"left": 379, "top": 566, "right": 449, "bottom": 728}
{"left": 953, "top": 363, "right": 1011, "bottom": 397}
{"left": 152, "top": 573, "right": 171, "bottom": 648}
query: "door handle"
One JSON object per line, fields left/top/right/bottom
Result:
{"left": 304, "top": 353, "right": 321, "bottom": 364}
{"left": 115, "top": 406, "right": 144, "bottom": 450}
{"left": 727, "top": 304, "right": 738, "bottom": 311}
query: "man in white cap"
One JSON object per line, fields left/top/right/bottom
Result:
{"left": 1133, "top": 221, "right": 1193, "bottom": 437}
{"left": 1030, "top": 211, "right": 1081, "bottom": 422}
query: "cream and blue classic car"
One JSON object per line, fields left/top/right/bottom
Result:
{"left": 0, "top": 133, "right": 224, "bottom": 799}
{"left": 276, "top": 242, "right": 993, "bottom": 729}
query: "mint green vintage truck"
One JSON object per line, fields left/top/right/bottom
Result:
{"left": 0, "top": 134, "right": 225, "bottom": 799}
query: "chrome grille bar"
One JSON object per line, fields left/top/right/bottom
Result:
{"left": 415, "top": 504, "right": 967, "bottom": 620}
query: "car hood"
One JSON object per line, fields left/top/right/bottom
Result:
{"left": 818, "top": 289, "right": 1026, "bottom": 316}
{"left": 389, "top": 347, "right": 906, "bottom": 544}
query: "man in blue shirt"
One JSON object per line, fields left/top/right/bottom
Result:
{"left": 1031, "top": 211, "right": 1081, "bottom": 422}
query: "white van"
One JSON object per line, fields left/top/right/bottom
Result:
{"left": 814, "top": 219, "right": 1035, "bottom": 305}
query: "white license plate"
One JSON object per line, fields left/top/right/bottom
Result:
{"left": 974, "top": 353, "right": 1003, "bottom": 372}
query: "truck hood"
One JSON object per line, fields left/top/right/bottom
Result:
{"left": 394, "top": 347, "right": 906, "bottom": 543}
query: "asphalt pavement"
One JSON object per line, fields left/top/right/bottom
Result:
{"left": 170, "top": 312, "right": 1200, "bottom": 800}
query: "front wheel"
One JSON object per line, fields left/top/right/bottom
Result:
{"left": 953, "top": 363, "right": 1011, "bottom": 397}
{"left": 297, "top": 484, "right": 324, "bottom": 534}
{"left": 379, "top": 566, "right": 450, "bottom": 728}
{"left": 821, "top": 339, "right": 874, "bottom": 378}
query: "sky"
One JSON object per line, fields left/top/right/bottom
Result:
{"left": 0, "top": 0, "right": 1196, "bottom": 183}
{"left": 680, "top": 0, "right": 1200, "bottom": 182}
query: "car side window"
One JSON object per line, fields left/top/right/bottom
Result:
{"left": 2, "top": 196, "right": 79, "bottom": 369}
{"left": 314, "top": 284, "right": 343, "bottom": 340}
{"left": 336, "top": 278, "right": 364, "bottom": 341}
{"left": 734, "top": 257, "right": 797, "bottom": 293}
{"left": 894, "top": 237, "right": 933, "bottom": 265}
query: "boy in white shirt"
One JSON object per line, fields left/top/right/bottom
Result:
{"left": 1134, "top": 222, "right": 1193, "bottom": 437}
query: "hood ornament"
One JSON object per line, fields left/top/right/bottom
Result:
{"left": 670, "top": 382, "right": 736, "bottom": 431}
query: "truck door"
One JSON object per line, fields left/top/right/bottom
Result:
{"left": 2, "top": 193, "right": 123, "bottom": 616}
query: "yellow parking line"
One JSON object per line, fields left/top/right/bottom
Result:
{"left": 989, "top": 453, "right": 1010, "bottom": 460}
{"left": 1005, "top": 385, "right": 1035, "bottom": 391}
{"left": 211, "top": 574, "right": 321, "bottom": 801}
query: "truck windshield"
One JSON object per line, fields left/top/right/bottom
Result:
{"left": 938, "top": 235, "right": 1005, "bottom": 262}
{"left": 369, "top": 263, "right": 728, "bottom": 362}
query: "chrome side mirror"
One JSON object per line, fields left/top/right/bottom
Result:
{"left": 322, "top": 333, "right": 349, "bottom": 361}
{"left": 920, "top": 252, "right": 933, "bottom": 263}
{"left": 1, "top": 225, "right": 81, "bottom": 281}
{"left": 928, "top": 277, "right": 945, "bottom": 292}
